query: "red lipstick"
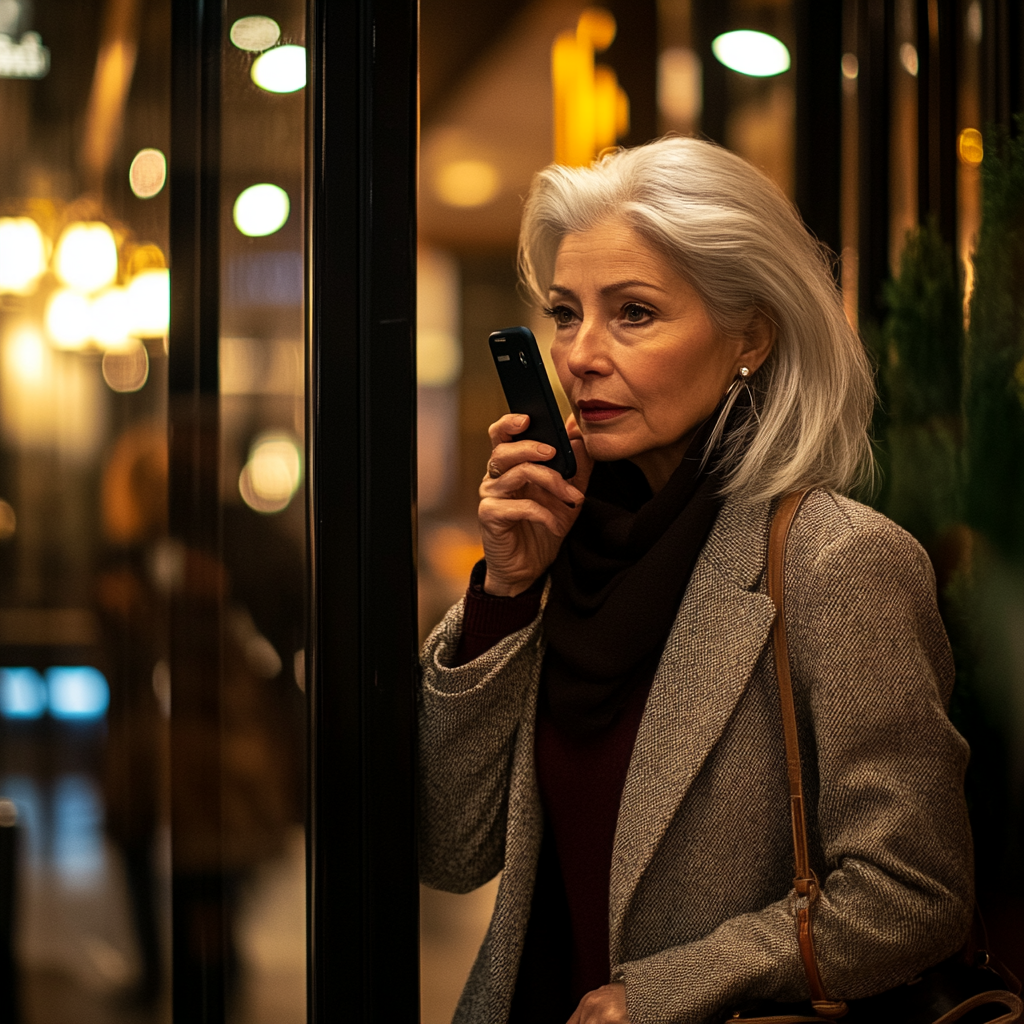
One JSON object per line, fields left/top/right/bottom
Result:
{"left": 577, "top": 399, "right": 630, "bottom": 422}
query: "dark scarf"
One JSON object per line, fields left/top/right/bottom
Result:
{"left": 541, "top": 414, "right": 726, "bottom": 736}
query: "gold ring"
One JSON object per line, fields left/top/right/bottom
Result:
{"left": 487, "top": 460, "right": 501, "bottom": 479}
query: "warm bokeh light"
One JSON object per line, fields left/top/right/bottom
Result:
{"left": 54, "top": 222, "right": 118, "bottom": 293}
{"left": 711, "top": 30, "right": 791, "bottom": 77}
{"left": 233, "top": 183, "right": 291, "bottom": 236}
{"left": 239, "top": 433, "right": 303, "bottom": 513}
{"left": 899, "top": 42, "right": 919, "bottom": 76}
{"left": 958, "top": 128, "right": 983, "bottom": 167}
{"left": 7, "top": 326, "right": 46, "bottom": 383}
{"left": 0, "top": 498, "right": 15, "bottom": 541}
{"left": 658, "top": 47, "right": 702, "bottom": 124}
{"left": 90, "top": 287, "right": 133, "bottom": 349}
{"left": 126, "top": 268, "right": 170, "bottom": 336}
{"left": 45, "top": 288, "right": 92, "bottom": 350}
{"left": 129, "top": 148, "right": 167, "bottom": 198}
{"left": 102, "top": 342, "right": 150, "bottom": 392}
{"left": 433, "top": 160, "right": 500, "bottom": 208}
{"left": 841, "top": 52, "right": 859, "bottom": 79}
{"left": 230, "top": 15, "right": 281, "bottom": 52}
{"left": 0, "top": 216, "right": 47, "bottom": 295}
{"left": 552, "top": 9, "right": 629, "bottom": 166}
{"left": 417, "top": 328, "right": 462, "bottom": 386}
{"left": 251, "top": 44, "right": 306, "bottom": 93}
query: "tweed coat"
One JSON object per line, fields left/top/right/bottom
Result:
{"left": 417, "top": 489, "right": 974, "bottom": 1024}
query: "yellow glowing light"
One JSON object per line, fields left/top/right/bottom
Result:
{"left": 711, "top": 30, "right": 791, "bottom": 77}
{"left": 251, "top": 44, "right": 306, "bottom": 93}
{"left": 841, "top": 53, "right": 859, "bottom": 79}
{"left": 54, "top": 222, "right": 118, "bottom": 293}
{"left": 239, "top": 433, "right": 302, "bottom": 513}
{"left": 90, "top": 287, "right": 133, "bottom": 349}
{"left": 552, "top": 9, "right": 629, "bottom": 167}
{"left": 899, "top": 42, "right": 919, "bottom": 76}
{"left": 8, "top": 327, "right": 46, "bottom": 383}
{"left": 102, "top": 342, "right": 149, "bottom": 392}
{"left": 126, "top": 268, "right": 170, "bottom": 336}
{"left": 0, "top": 499, "right": 15, "bottom": 541}
{"left": 433, "top": 160, "right": 500, "bottom": 208}
{"left": 45, "top": 289, "right": 92, "bottom": 350}
{"left": 958, "top": 128, "right": 983, "bottom": 167}
{"left": 129, "top": 148, "right": 167, "bottom": 198}
{"left": 233, "top": 183, "right": 290, "bottom": 237}
{"left": 230, "top": 15, "right": 281, "bottom": 52}
{"left": 0, "top": 217, "right": 47, "bottom": 295}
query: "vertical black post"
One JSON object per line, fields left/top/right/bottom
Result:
{"left": 692, "top": 1, "right": 730, "bottom": 144}
{"left": 980, "top": 0, "right": 1024, "bottom": 131}
{"left": 606, "top": 0, "right": 659, "bottom": 148}
{"left": 857, "top": 0, "right": 894, "bottom": 322}
{"left": 169, "top": 0, "right": 224, "bottom": 1021}
{"left": 0, "top": 802, "right": 19, "bottom": 1023}
{"left": 916, "top": 0, "right": 957, "bottom": 242}
{"left": 306, "top": 0, "right": 419, "bottom": 1021}
{"left": 795, "top": 0, "right": 843, "bottom": 259}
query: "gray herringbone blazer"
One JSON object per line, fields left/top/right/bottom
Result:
{"left": 418, "top": 490, "right": 974, "bottom": 1024}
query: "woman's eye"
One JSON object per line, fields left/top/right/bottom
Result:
{"left": 622, "top": 303, "right": 653, "bottom": 323}
{"left": 544, "top": 305, "right": 578, "bottom": 326}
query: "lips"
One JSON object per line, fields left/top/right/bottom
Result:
{"left": 577, "top": 399, "right": 631, "bottom": 423}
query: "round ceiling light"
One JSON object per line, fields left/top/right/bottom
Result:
{"left": 233, "top": 183, "right": 290, "bottom": 237}
{"left": 230, "top": 15, "right": 280, "bottom": 52}
{"left": 251, "top": 44, "right": 306, "bottom": 93}
{"left": 711, "top": 30, "right": 791, "bottom": 77}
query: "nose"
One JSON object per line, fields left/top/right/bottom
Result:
{"left": 565, "top": 318, "right": 613, "bottom": 379}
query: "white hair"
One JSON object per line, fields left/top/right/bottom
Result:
{"left": 518, "top": 136, "right": 875, "bottom": 503}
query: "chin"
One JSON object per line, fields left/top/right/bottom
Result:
{"left": 580, "top": 431, "right": 641, "bottom": 463}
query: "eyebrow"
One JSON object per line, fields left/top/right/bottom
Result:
{"left": 549, "top": 279, "right": 668, "bottom": 297}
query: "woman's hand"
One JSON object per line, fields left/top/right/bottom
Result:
{"left": 566, "top": 982, "right": 632, "bottom": 1024}
{"left": 479, "top": 413, "right": 593, "bottom": 596}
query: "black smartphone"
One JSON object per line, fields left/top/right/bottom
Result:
{"left": 488, "top": 326, "right": 578, "bottom": 480}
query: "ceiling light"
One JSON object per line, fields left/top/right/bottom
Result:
{"left": 233, "top": 183, "right": 290, "bottom": 236}
{"left": 90, "top": 287, "right": 133, "bottom": 349}
{"left": 102, "top": 343, "right": 150, "bottom": 392}
{"left": 711, "top": 30, "right": 790, "bottom": 78}
{"left": 129, "top": 148, "right": 167, "bottom": 198}
{"left": 433, "top": 160, "right": 500, "bottom": 208}
{"left": 899, "top": 42, "right": 919, "bottom": 76}
{"left": 54, "top": 222, "right": 118, "bottom": 293}
{"left": 251, "top": 44, "right": 306, "bottom": 93}
{"left": 230, "top": 15, "right": 280, "bottom": 52}
{"left": 46, "top": 289, "right": 92, "bottom": 350}
{"left": 0, "top": 216, "right": 47, "bottom": 295}
{"left": 126, "top": 268, "right": 170, "bottom": 336}
{"left": 239, "top": 433, "right": 303, "bottom": 513}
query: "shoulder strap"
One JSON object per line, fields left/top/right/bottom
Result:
{"left": 767, "top": 490, "right": 848, "bottom": 1021}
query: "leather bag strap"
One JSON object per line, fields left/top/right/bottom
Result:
{"left": 767, "top": 491, "right": 848, "bottom": 1020}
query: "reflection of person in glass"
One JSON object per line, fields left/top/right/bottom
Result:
{"left": 418, "top": 139, "right": 973, "bottom": 1024}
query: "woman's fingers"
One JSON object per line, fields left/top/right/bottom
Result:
{"left": 478, "top": 496, "right": 567, "bottom": 538}
{"left": 481, "top": 461, "right": 584, "bottom": 505}
{"left": 487, "top": 413, "right": 530, "bottom": 448}
{"left": 486, "top": 439, "right": 556, "bottom": 480}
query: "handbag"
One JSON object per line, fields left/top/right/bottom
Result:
{"left": 727, "top": 490, "right": 1024, "bottom": 1024}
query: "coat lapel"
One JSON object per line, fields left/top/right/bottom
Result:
{"left": 608, "top": 497, "right": 777, "bottom": 963}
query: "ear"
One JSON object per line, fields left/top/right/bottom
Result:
{"left": 735, "top": 308, "right": 776, "bottom": 375}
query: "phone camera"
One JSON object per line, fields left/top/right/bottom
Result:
{"left": 519, "top": 351, "right": 528, "bottom": 366}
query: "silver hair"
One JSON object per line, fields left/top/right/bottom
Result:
{"left": 518, "top": 136, "right": 876, "bottom": 503}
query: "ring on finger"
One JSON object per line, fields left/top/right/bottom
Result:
{"left": 487, "top": 460, "right": 502, "bottom": 479}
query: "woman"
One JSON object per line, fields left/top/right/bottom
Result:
{"left": 418, "top": 137, "right": 973, "bottom": 1024}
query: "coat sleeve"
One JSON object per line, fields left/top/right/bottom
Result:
{"left": 417, "top": 596, "right": 544, "bottom": 894}
{"left": 618, "top": 506, "right": 974, "bottom": 1024}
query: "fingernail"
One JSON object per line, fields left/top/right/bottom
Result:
{"left": 513, "top": 415, "right": 527, "bottom": 426}
{"left": 567, "top": 487, "right": 584, "bottom": 502}
{"left": 536, "top": 444, "right": 555, "bottom": 456}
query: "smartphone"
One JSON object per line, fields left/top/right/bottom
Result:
{"left": 488, "top": 326, "right": 577, "bottom": 480}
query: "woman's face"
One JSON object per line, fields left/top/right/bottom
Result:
{"left": 548, "top": 217, "right": 766, "bottom": 489}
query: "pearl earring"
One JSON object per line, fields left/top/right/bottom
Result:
{"left": 738, "top": 366, "right": 750, "bottom": 378}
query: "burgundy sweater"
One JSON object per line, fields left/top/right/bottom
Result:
{"left": 454, "top": 567, "right": 651, "bottom": 1018}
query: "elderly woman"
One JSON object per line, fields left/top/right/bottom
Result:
{"left": 418, "top": 137, "right": 973, "bottom": 1024}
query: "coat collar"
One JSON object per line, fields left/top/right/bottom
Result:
{"left": 608, "top": 495, "right": 778, "bottom": 963}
